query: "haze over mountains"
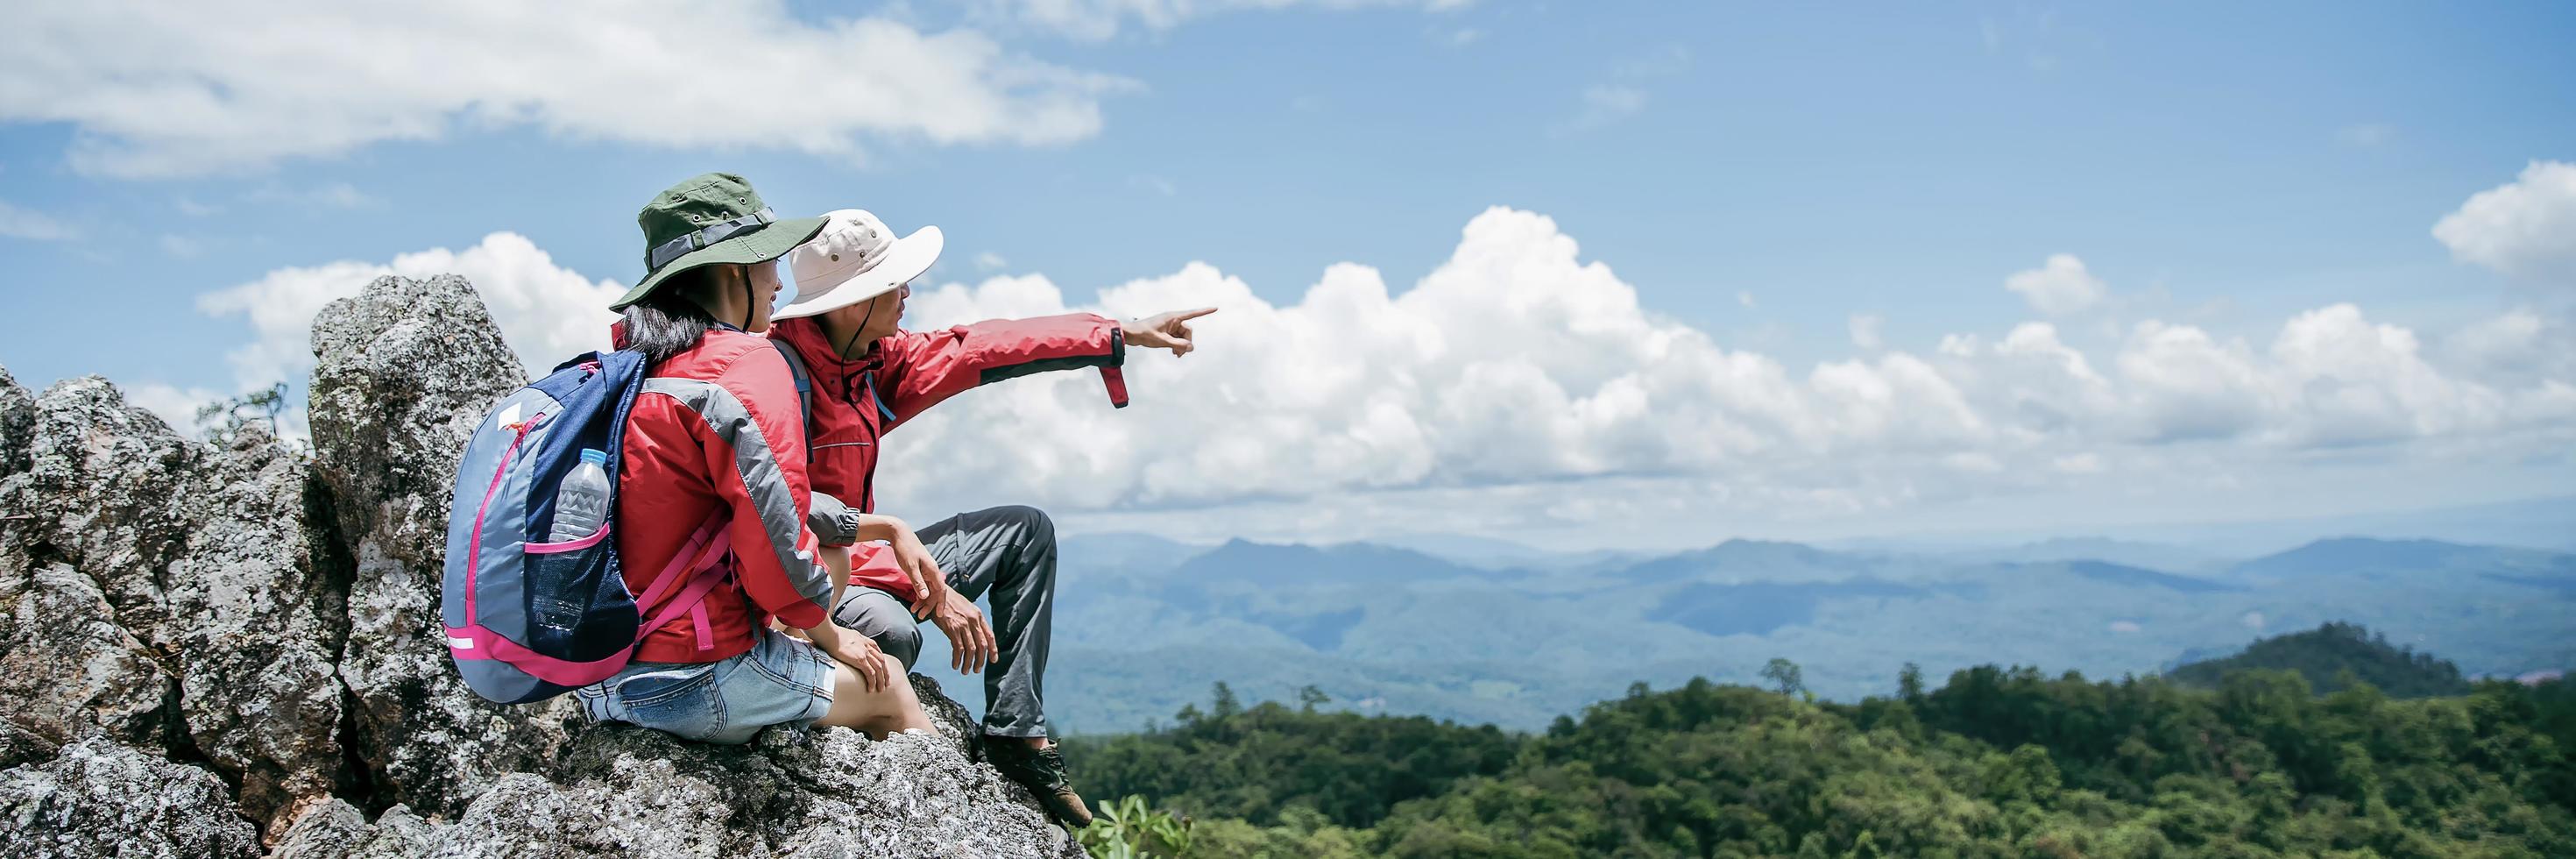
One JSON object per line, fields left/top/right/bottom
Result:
{"left": 911, "top": 496, "right": 2576, "bottom": 734}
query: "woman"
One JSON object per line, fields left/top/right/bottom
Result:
{"left": 576, "top": 173, "right": 932, "bottom": 743}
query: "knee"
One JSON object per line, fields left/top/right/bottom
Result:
{"left": 878, "top": 623, "right": 924, "bottom": 670}
{"left": 994, "top": 504, "right": 1055, "bottom": 544}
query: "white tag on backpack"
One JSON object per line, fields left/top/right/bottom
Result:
{"left": 496, "top": 402, "right": 522, "bottom": 429}
{"left": 447, "top": 636, "right": 475, "bottom": 650}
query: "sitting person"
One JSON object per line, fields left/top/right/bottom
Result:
{"left": 578, "top": 174, "right": 933, "bottom": 743}
{"left": 768, "top": 208, "right": 1214, "bottom": 824}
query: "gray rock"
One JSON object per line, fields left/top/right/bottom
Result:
{"left": 308, "top": 274, "right": 563, "bottom": 817}
{"left": 305, "top": 723, "right": 1080, "bottom": 859}
{"left": 1, "top": 377, "right": 201, "bottom": 638}
{"left": 0, "top": 722, "right": 56, "bottom": 771}
{"left": 0, "top": 563, "right": 174, "bottom": 749}
{"left": 0, "top": 364, "right": 32, "bottom": 476}
{"left": 0, "top": 374, "right": 345, "bottom": 827}
{"left": 166, "top": 434, "right": 345, "bottom": 823}
{"left": 265, "top": 798, "right": 371, "bottom": 859}
{"left": 0, "top": 737, "right": 260, "bottom": 859}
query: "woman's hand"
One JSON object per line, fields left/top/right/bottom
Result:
{"left": 805, "top": 622, "right": 893, "bottom": 692}
{"left": 1124, "top": 307, "right": 1218, "bottom": 356}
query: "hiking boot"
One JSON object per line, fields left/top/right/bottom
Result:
{"left": 985, "top": 738, "right": 1093, "bottom": 827}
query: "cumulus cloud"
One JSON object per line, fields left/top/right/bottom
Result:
{"left": 0, "top": 200, "right": 76, "bottom": 241}
{"left": 973, "top": 0, "right": 1474, "bottom": 41}
{"left": 2434, "top": 160, "right": 2576, "bottom": 285}
{"left": 1561, "top": 86, "right": 1647, "bottom": 132}
{"left": 861, "top": 207, "right": 2573, "bottom": 523}
{"left": 174, "top": 204, "right": 2576, "bottom": 540}
{"left": 2005, "top": 253, "right": 2109, "bottom": 315}
{"left": 246, "top": 182, "right": 379, "bottom": 209}
{"left": 1848, "top": 314, "right": 1884, "bottom": 351}
{"left": 197, "top": 232, "right": 621, "bottom": 389}
{"left": 0, "top": 1, "right": 1129, "bottom": 177}
{"left": 124, "top": 382, "right": 225, "bottom": 436}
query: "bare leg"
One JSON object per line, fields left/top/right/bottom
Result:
{"left": 811, "top": 650, "right": 936, "bottom": 738}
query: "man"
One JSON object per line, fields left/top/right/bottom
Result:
{"left": 768, "top": 209, "right": 1213, "bottom": 826}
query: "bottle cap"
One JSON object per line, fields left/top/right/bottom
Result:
{"left": 579, "top": 448, "right": 608, "bottom": 465}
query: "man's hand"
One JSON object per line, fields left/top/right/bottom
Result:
{"left": 885, "top": 522, "right": 950, "bottom": 618}
{"left": 1124, "top": 307, "right": 1218, "bottom": 356}
{"left": 806, "top": 622, "right": 893, "bottom": 692}
{"left": 928, "top": 588, "right": 1000, "bottom": 673}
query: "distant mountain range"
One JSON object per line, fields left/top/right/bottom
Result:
{"left": 909, "top": 522, "right": 2576, "bottom": 734}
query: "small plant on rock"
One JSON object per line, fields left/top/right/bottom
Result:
{"left": 1079, "top": 794, "right": 1194, "bottom": 859}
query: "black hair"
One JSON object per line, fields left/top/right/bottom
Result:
{"left": 619, "top": 265, "right": 737, "bottom": 366}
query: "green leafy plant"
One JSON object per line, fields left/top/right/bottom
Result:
{"left": 1078, "top": 794, "right": 1194, "bottom": 859}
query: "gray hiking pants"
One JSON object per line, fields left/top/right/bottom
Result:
{"left": 832, "top": 505, "right": 1058, "bottom": 738}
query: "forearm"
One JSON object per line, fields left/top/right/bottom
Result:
{"left": 846, "top": 512, "right": 911, "bottom": 544}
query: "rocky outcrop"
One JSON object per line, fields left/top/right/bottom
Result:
{"left": 0, "top": 738, "right": 262, "bottom": 859}
{"left": 0, "top": 275, "right": 1082, "bottom": 857}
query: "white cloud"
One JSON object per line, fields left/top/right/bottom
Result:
{"left": 1612, "top": 45, "right": 1691, "bottom": 78}
{"left": 0, "top": 1, "right": 1131, "bottom": 177}
{"left": 2240, "top": 611, "right": 2266, "bottom": 630}
{"left": 124, "top": 382, "right": 224, "bottom": 436}
{"left": 247, "top": 181, "right": 379, "bottom": 209}
{"left": 2433, "top": 160, "right": 2576, "bottom": 285}
{"left": 862, "top": 206, "right": 2574, "bottom": 525}
{"left": 2005, "top": 253, "right": 2109, "bottom": 316}
{"left": 1560, "top": 86, "right": 1646, "bottom": 133}
{"left": 160, "top": 234, "right": 205, "bottom": 258}
{"left": 974, "top": 252, "right": 1011, "bottom": 272}
{"left": 167, "top": 205, "right": 2572, "bottom": 543}
{"left": 197, "top": 232, "right": 621, "bottom": 389}
{"left": 2445, "top": 308, "right": 2572, "bottom": 387}
{"left": 0, "top": 200, "right": 75, "bottom": 241}
{"left": 2108, "top": 620, "right": 2141, "bottom": 634}
{"left": 1737, "top": 290, "right": 1756, "bottom": 309}
{"left": 1848, "top": 314, "right": 1884, "bottom": 350}
{"left": 975, "top": 0, "right": 1474, "bottom": 41}
{"left": 2335, "top": 124, "right": 2395, "bottom": 147}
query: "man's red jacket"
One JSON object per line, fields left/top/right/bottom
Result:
{"left": 614, "top": 327, "right": 832, "bottom": 663}
{"left": 768, "top": 315, "right": 1126, "bottom": 596}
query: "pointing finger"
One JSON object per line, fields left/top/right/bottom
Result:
{"left": 1176, "top": 307, "right": 1219, "bottom": 321}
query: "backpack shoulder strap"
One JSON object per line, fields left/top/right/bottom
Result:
{"left": 769, "top": 337, "right": 814, "bottom": 454}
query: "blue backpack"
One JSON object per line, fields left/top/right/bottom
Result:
{"left": 440, "top": 351, "right": 739, "bottom": 704}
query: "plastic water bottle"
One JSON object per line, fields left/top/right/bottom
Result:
{"left": 549, "top": 449, "right": 612, "bottom": 543}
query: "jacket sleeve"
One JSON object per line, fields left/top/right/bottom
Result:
{"left": 808, "top": 491, "right": 860, "bottom": 548}
{"left": 874, "top": 314, "right": 1128, "bottom": 430}
{"left": 697, "top": 344, "right": 832, "bottom": 629}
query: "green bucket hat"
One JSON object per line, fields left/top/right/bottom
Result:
{"left": 611, "top": 173, "right": 828, "bottom": 311}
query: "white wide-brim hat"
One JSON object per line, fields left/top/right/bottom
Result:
{"left": 775, "top": 209, "right": 943, "bottom": 322}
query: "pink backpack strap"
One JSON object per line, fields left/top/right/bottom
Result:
{"left": 635, "top": 512, "right": 727, "bottom": 607}
{"left": 633, "top": 511, "right": 735, "bottom": 649}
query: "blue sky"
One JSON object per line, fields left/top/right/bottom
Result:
{"left": 2, "top": 2, "right": 2571, "bottom": 548}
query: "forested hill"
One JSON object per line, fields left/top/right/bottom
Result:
{"left": 1067, "top": 636, "right": 2576, "bottom": 857}
{"left": 2164, "top": 621, "right": 2473, "bottom": 697}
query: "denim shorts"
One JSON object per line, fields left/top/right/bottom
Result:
{"left": 576, "top": 628, "right": 835, "bottom": 744}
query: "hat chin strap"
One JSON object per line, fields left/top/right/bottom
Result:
{"left": 837, "top": 300, "right": 878, "bottom": 360}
